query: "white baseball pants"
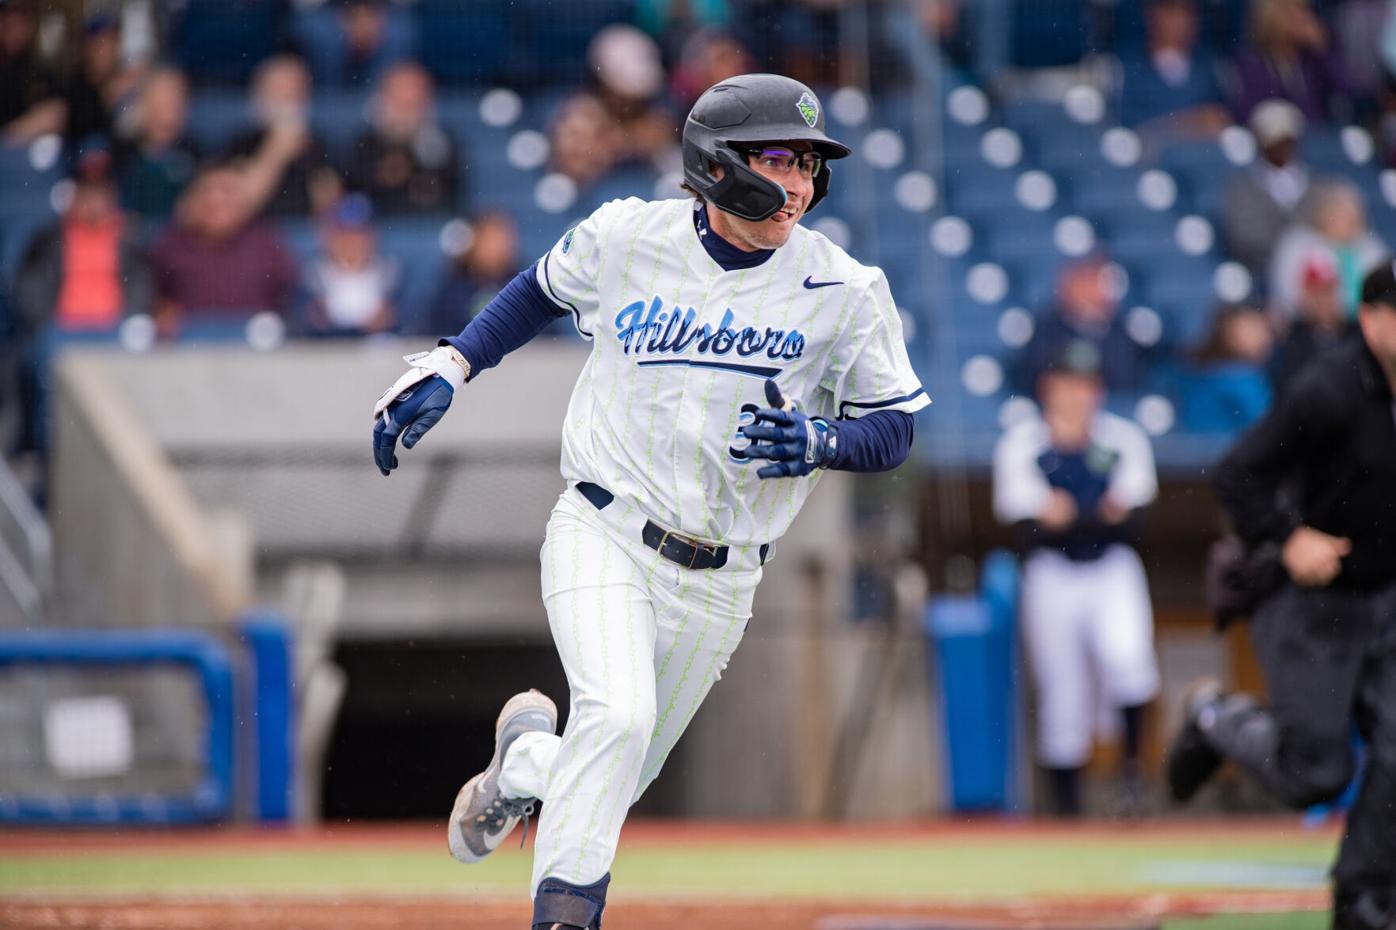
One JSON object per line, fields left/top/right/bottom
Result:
{"left": 498, "top": 486, "right": 762, "bottom": 895}
{"left": 1020, "top": 544, "right": 1159, "bottom": 769}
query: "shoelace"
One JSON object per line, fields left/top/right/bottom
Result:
{"left": 477, "top": 794, "right": 538, "bottom": 849}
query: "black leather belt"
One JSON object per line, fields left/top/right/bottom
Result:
{"left": 576, "top": 481, "right": 767, "bottom": 570}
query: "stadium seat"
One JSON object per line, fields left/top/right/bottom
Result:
{"left": 170, "top": 0, "right": 284, "bottom": 85}
{"left": 184, "top": 91, "right": 248, "bottom": 152}
{"left": 416, "top": 0, "right": 512, "bottom": 86}
{"left": 1008, "top": 0, "right": 1092, "bottom": 68}
{"left": 505, "top": 0, "right": 633, "bottom": 87}
{"left": 944, "top": 163, "right": 1028, "bottom": 216}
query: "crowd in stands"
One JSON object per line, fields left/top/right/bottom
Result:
{"left": 3, "top": 0, "right": 1396, "bottom": 461}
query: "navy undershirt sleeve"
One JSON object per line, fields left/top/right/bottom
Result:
{"left": 828, "top": 409, "right": 914, "bottom": 472}
{"left": 440, "top": 262, "right": 566, "bottom": 380}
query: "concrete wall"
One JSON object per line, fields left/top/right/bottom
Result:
{"left": 51, "top": 354, "right": 249, "bottom": 628}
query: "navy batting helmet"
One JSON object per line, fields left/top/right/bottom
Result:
{"left": 681, "top": 74, "right": 851, "bottom": 222}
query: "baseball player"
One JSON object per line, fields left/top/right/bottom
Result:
{"left": 992, "top": 340, "right": 1160, "bottom": 817}
{"left": 371, "top": 74, "right": 928, "bottom": 930}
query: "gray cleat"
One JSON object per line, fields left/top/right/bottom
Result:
{"left": 448, "top": 689, "right": 558, "bottom": 864}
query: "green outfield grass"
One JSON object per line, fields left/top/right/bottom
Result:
{"left": 0, "top": 831, "right": 1337, "bottom": 900}
{"left": 1168, "top": 916, "right": 1326, "bottom": 930}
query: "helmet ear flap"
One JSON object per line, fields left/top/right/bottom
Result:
{"left": 808, "top": 163, "right": 832, "bottom": 214}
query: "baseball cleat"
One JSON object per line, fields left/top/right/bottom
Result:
{"left": 1166, "top": 678, "right": 1225, "bottom": 803}
{"left": 448, "top": 689, "right": 558, "bottom": 864}
{"left": 1333, "top": 888, "right": 1396, "bottom": 930}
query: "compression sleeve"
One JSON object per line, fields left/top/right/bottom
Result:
{"left": 827, "top": 409, "right": 914, "bottom": 473}
{"left": 441, "top": 262, "right": 566, "bottom": 380}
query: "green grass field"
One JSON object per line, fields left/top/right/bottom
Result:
{"left": 0, "top": 826, "right": 1336, "bottom": 896}
{"left": 0, "top": 824, "right": 1338, "bottom": 929}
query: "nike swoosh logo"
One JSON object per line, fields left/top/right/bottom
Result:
{"left": 803, "top": 276, "right": 843, "bottom": 289}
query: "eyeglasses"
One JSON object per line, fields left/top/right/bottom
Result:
{"left": 741, "top": 146, "right": 824, "bottom": 180}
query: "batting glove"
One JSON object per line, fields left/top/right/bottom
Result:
{"left": 741, "top": 378, "right": 840, "bottom": 479}
{"left": 372, "top": 346, "right": 469, "bottom": 476}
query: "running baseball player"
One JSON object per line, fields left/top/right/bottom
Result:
{"left": 992, "top": 340, "right": 1159, "bottom": 817}
{"left": 370, "top": 74, "right": 928, "bottom": 930}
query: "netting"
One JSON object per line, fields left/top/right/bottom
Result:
{"left": 0, "top": 663, "right": 207, "bottom": 805}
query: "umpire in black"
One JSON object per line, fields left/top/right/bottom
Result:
{"left": 1168, "top": 262, "right": 1396, "bottom": 930}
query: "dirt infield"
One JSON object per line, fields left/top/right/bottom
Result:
{"left": 0, "top": 890, "right": 1329, "bottom": 930}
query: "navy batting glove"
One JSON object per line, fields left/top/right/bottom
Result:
{"left": 372, "top": 376, "right": 454, "bottom": 476}
{"left": 741, "top": 379, "right": 839, "bottom": 479}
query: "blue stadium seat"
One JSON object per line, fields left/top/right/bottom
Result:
{"left": 184, "top": 91, "right": 248, "bottom": 152}
{"left": 505, "top": 0, "right": 633, "bottom": 87}
{"left": 311, "top": 91, "right": 371, "bottom": 159}
{"left": 944, "top": 163, "right": 1026, "bottom": 216}
{"left": 170, "top": 0, "right": 284, "bottom": 85}
{"left": 416, "top": 0, "right": 511, "bottom": 86}
{"left": 579, "top": 167, "right": 658, "bottom": 214}
{"left": 1070, "top": 169, "right": 1148, "bottom": 216}
{"left": 376, "top": 215, "right": 455, "bottom": 323}
{"left": 1103, "top": 212, "right": 1186, "bottom": 265}
{"left": 1009, "top": 0, "right": 1092, "bottom": 68}
{"left": 1167, "top": 166, "right": 1228, "bottom": 220}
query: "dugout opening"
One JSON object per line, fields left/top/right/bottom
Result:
{"left": 321, "top": 637, "right": 685, "bottom": 820}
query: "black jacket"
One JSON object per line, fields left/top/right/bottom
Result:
{"left": 1215, "top": 336, "right": 1396, "bottom": 590}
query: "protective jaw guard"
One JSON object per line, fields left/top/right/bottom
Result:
{"left": 682, "top": 141, "right": 835, "bottom": 222}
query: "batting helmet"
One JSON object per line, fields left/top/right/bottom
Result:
{"left": 682, "top": 74, "right": 851, "bottom": 222}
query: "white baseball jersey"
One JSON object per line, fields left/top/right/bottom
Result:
{"left": 993, "top": 410, "right": 1158, "bottom": 529}
{"left": 534, "top": 196, "right": 929, "bottom": 547}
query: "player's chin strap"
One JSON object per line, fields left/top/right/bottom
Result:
{"left": 532, "top": 873, "right": 611, "bottom": 930}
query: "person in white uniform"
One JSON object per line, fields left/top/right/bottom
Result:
{"left": 370, "top": 74, "right": 929, "bottom": 930}
{"left": 992, "top": 339, "right": 1160, "bottom": 817}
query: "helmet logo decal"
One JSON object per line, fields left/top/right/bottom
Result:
{"left": 797, "top": 92, "right": 819, "bottom": 128}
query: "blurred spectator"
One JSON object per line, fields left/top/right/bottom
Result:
{"left": 0, "top": 0, "right": 63, "bottom": 146}
{"left": 225, "top": 54, "right": 341, "bottom": 217}
{"left": 1268, "top": 179, "right": 1387, "bottom": 321}
{"left": 993, "top": 340, "right": 1160, "bottom": 818}
{"left": 61, "top": 12, "right": 142, "bottom": 154}
{"left": 1180, "top": 303, "right": 1275, "bottom": 432}
{"left": 1016, "top": 255, "right": 1151, "bottom": 395}
{"left": 1269, "top": 251, "right": 1360, "bottom": 390}
{"left": 550, "top": 93, "right": 625, "bottom": 187}
{"left": 549, "top": 26, "right": 677, "bottom": 187}
{"left": 293, "top": 0, "right": 416, "bottom": 88}
{"left": 589, "top": 25, "right": 678, "bottom": 169}
{"left": 423, "top": 210, "right": 519, "bottom": 334}
{"left": 1232, "top": 0, "right": 1348, "bottom": 123}
{"left": 636, "top": 0, "right": 731, "bottom": 64}
{"left": 1331, "top": 0, "right": 1389, "bottom": 117}
{"left": 150, "top": 163, "right": 297, "bottom": 332}
{"left": 1222, "top": 100, "right": 1315, "bottom": 274}
{"left": 114, "top": 66, "right": 201, "bottom": 218}
{"left": 757, "top": 0, "right": 840, "bottom": 88}
{"left": 13, "top": 148, "right": 151, "bottom": 451}
{"left": 1116, "top": 0, "right": 1230, "bottom": 135}
{"left": 301, "top": 193, "right": 399, "bottom": 337}
{"left": 15, "top": 147, "right": 152, "bottom": 334}
{"left": 345, "top": 61, "right": 460, "bottom": 215}
{"left": 669, "top": 28, "right": 753, "bottom": 113}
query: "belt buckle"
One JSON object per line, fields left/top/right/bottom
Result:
{"left": 659, "top": 529, "right": 704, "bottom": 569}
